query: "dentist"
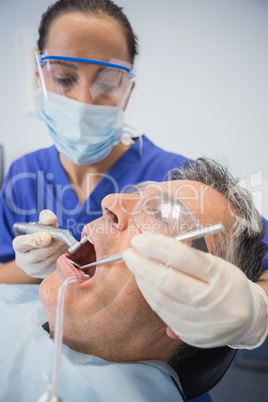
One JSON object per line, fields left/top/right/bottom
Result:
{"left": 0, "top": 0, "right": 189, "bottom": 284}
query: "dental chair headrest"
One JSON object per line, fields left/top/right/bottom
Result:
{"left": 175, "top": 346, "right": 236, "bottom": 400}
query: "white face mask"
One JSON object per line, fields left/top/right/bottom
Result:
{"left": 35, "top": 89, "right": 124, "bottom": 165}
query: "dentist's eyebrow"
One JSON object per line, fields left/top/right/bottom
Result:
{"left": 49, "top": 60, "right": 79, "bottom": 70}
{"left": 49, "top": 60, "right": 105, "bottom": 76}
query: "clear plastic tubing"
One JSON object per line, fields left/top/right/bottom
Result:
{"left": 49, "top": 276, "right": 87, "bottom": 402}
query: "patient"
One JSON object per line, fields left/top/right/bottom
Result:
{"left": 0, "top": 159, "right": 266, "bottom": 401}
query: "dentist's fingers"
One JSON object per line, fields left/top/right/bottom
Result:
{"left": 13, "top": 209, "right": 67, "bottom": 279}
{"left": 130, "top": 233, "right": 219, "bottom": 282}
{"left": 12, "top": 232, "right": 52, "bottom": 253}
{"left": 123, "top": 233, "right": 268, "bottom": 349}
{"left": 123, "top": 248, "right": 208, "bottom": 304}
{"left": 39, "top": 209, "right": 58, "bottom": 226}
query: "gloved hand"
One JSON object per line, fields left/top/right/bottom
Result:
{"left": 13, "top": 210, "right": 68, "bottom": 279}
{"left": 123, "top": 233, "right": 268, "bottom": 349}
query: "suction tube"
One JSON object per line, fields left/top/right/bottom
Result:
{"left": 49, "top": 276, "right": 87, "bottom": 402}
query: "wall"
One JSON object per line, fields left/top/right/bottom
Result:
{"left": 0, "top": 0, "right": 267, "bottom": 217}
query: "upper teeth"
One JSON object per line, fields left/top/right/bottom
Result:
{"left": 80, "top": 235, "right": 93, "bottom": 245}
{"left": 85, "top": 235, "right": 93, "bottom": 244}
{"left": 66, "top": 258, "right": 80, "bottom": 268}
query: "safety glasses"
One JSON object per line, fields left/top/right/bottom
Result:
{"left": 35, "top": 51, "right": 134, "bottom": 107}
{"left": 122, "top": 181, "right": 201, "bottom": 237}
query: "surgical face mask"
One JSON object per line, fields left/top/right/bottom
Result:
{"left": 35, "top": 89, "right": 124, "bottom": 165}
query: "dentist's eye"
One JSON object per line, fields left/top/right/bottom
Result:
{"left": 98, "top": 83, "right": 118, "bottom": 92}
{"left": 54, "top": 77, "right": 76, "bottom": 87}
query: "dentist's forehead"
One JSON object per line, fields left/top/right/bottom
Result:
{"left": 162, "top": 180, "right": 234, "bottom": 228}
{"left": 45, "top": 13, "right": 130, "bottom": 62}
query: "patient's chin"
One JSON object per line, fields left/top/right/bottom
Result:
{"left": 166, "top": 327, "right": 181, "bottom": 340}
{"left": 39, "top": 276, "right": 58, "bottom": 320}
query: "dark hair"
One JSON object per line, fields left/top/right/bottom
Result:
{"left": 168, "top": 157, "right": 268, "bottom": 373}
{"left": 37, "top": 0, "right": 138, "bottom": 64}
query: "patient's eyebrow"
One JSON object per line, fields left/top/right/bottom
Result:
{"left": 49, "top": 60, "right": 79, "bottom": 70}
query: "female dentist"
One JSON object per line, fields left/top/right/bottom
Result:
{"left": 0, "top": 0, "right": 189, "bottom": 284}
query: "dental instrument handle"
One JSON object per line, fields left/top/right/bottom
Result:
{"left": 13, "top": 222, "right": 86, "bottom": 254}
{"left": 175, "top": 223, "right": 224, "bottom": 242}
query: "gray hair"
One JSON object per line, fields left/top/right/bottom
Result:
{"left": 169, "top": 158, "right": 267, "bottom": 282}
{"left": 168, "top": 158, "right": 267, "bottom": 376}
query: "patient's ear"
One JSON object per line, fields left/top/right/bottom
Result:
{"left": 166, "top": 326, "right": 180, "bottom": 340}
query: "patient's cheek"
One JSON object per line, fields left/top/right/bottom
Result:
{"left": 39, "top": 277, "right": 57, "bottom": 313}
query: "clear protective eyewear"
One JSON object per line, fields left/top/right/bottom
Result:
{"left": 122, "top": 181, "right": 201, "bottom": 237}
{"left": 35, "top": 51, "right": 134, "bottom": 107}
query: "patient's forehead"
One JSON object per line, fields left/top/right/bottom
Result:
{"left": 162, "top": 179, "right": 234, "bottom": 228}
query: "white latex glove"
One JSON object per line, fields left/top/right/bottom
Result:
{"left": 123, "top": 233, "right": 268, "bottom": 349}
{"left": 13, "top": 210, "right": 68, "bottom": 279}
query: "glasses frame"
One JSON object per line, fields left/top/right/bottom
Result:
{"left": 35, "top": 52, "right": 135, "bottom": 104}
{"left": 38, "top": 55, "right": 134, "bottom": 76}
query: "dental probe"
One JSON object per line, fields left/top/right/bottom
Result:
{"left": 71, "top": 223, "right": 224, "bottom": 271}
{"left": 66, "top": 253, "right": 123, "bottom": 269}
{"left": 13, "top": 222, "right": 89, "bottom": 254}
{"left": 174, "top": 222, "right": 224, "bottom": 242}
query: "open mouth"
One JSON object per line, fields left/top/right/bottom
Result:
{"left": 66, "top": 237, "right": 97, "bottom": 278}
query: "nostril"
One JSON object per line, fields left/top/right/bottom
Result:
{"left": 104, "top": 208, "right": 118, "bottom": 224}
{"left": 101, "top": 194, "right": 129, "bottom": 231}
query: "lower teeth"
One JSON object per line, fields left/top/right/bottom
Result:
{"left": 80, "top": 270, "right": 90, "bottom": 278}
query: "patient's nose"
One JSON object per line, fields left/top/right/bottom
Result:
{"left": 101, "top": 193, "right": 140, "bottom": 231}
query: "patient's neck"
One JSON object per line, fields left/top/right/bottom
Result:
{"left": 56, "top": 328, "right": 182, "bottom": 364}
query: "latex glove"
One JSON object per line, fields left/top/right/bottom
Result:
{"left": 13, "top": 210, "right": 68, "bottom": 279}
{"left": 123, "top": 233, "right": 268, "bottom": 349}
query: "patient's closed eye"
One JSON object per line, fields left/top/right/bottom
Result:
{"left": 155, "top": 210, "right": 169, "bottom": 224}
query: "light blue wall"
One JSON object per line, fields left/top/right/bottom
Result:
{"left": 1, "top": 0, "right": 267, "bottom": 216}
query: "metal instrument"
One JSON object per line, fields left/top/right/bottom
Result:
{"left": 13, "top": 222, "right": 89, "bottom": 254}
{"left": 70, "top": 223, "right": 224, "bottom": 271}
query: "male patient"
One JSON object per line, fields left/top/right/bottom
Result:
{"left": 0, "top": 159, "right": 266, "bottom": 402}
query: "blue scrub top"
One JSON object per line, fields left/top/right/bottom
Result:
{"left": 0, "top": 136, "right": 189, "bottom": 263}
{"left": 261, "top": 222, "right": 268, "bottom": 271}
